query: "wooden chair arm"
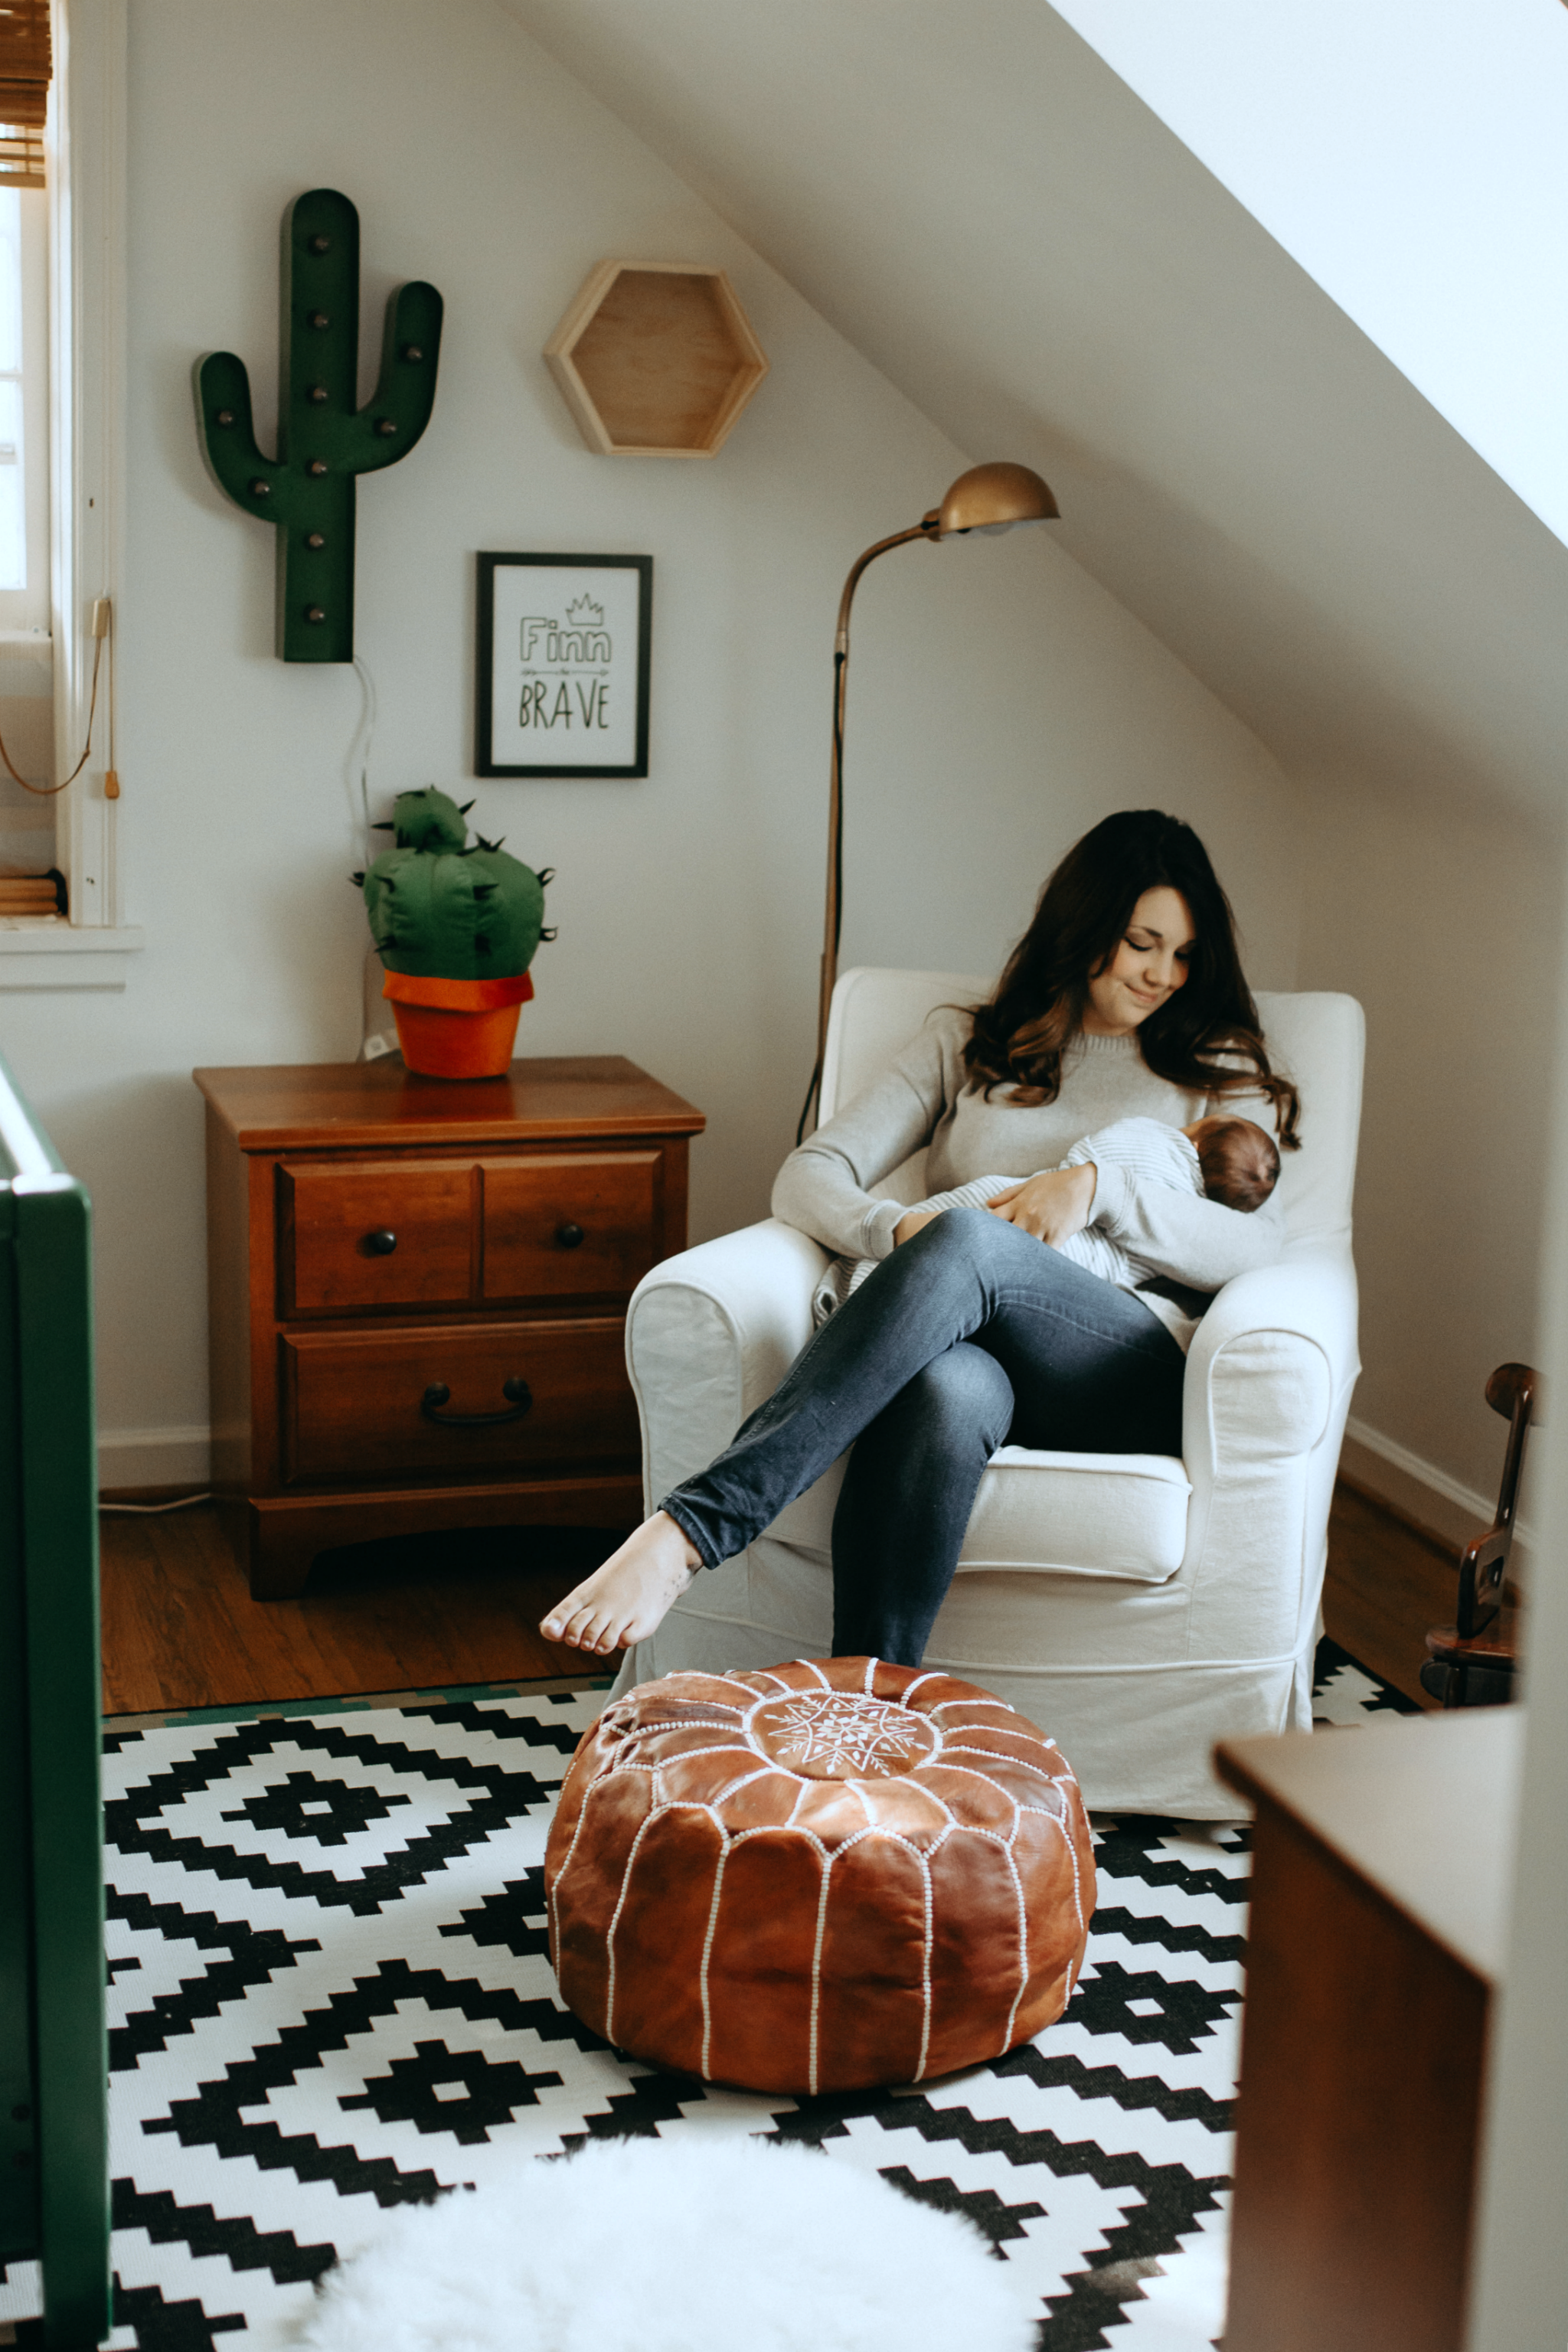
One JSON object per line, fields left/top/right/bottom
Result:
{"left": 1457, "top": 1364, "right": 1540, "bottom": 1639}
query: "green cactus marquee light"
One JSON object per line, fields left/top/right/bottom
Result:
{"left": 355, "top": 786, "right": 555, "bottom": 983}
{"left": 194, "top": 188, "right": 443, "bottom": 662}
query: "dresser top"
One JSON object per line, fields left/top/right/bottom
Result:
{"left": 1217, "top": 1707, "right": 1521, "bottom": 1984}
{"left": 194, "top": 1057, "right": 706, "bottom": 1152}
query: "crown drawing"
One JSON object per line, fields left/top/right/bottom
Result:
{"left": 566, "top": 594, "right": 604, "bottom": 627}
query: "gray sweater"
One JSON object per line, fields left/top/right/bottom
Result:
{"left": 772, "top": 1009, "right": 1283, "bottom": 1296}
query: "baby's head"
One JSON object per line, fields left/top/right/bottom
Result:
{"left": 1183, "top": 1116, "right": 1280, "bottom": 1214}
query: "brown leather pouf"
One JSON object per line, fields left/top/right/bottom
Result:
{"left": 545, "top": 1657, "right": 1096, "bottom": 2096}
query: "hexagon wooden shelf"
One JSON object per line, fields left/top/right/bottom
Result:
{"left": 544, "top": 260, "right": 769, "bottom": 459}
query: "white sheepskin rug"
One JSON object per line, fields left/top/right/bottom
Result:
{"left": 296, "top": 2134, "right": 1037, "bottom": 2352}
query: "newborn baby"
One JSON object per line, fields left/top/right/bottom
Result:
{"left": 815, "top": 1112, "right": 1281, "bottom": 1351}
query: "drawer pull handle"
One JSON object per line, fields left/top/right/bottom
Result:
{"left": 556, "top": 1221, "right": 585, "bottom": 1250}
{"left": 421, "top": 1377, "right": 532, "bottom": 1428}
{"left": 364, "top": 1229, "right": 398, "bottom": 1256}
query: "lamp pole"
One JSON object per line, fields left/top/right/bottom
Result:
{"left": 798, "top": 462, "right": 1060, "bottom": 1142}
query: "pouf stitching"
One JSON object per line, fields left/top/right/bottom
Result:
{"left": 740, "top": 1687, "right": 949, "bottom": 1776}
{"left": 563, "top": 1745, "right": 1087, "bottom": 1950}
{"left": 580, "top": 1773, "right": 1088, "bottom": 2058}
{"left": 545, "top": 1659, "right": 1096, "bottom": 2097}
{"left": 603, "top": 1802, "right": 1067, "bottom": 2092}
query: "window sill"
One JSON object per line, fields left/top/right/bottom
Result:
{"left": 0, "top": 921, "right": 144, "bottom": 989}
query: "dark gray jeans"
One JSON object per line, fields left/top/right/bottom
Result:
{"left": 659, "top": 1207, "right": 1186, "bottom": 1665}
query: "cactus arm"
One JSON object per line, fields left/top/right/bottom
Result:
{"left": 349, "top": 283, "right": 444, "bottom": 474}
{"left": 194, "top": 351, "right": 279, "bottom": 518}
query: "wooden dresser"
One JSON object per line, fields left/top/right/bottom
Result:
{"left": 194, "top": 1058, "right": 705, "bottom": 1598}
{"left": 1217, "top": 1709, "right": 1519, "bottom": 2352}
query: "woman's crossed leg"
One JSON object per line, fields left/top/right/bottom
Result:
{"left": 539, "top": 1208, "right": 1184, "bottom": 1658}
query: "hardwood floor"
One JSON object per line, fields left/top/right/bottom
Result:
{"left": 1323, "top": 1478, "right": 1458, "bottom": 1710}
{"left": 99, "top": 1508, "right": 616, "bottom": 1716}
{"left": 99, "top": 1475, "right": 1464, "bottom": 1719}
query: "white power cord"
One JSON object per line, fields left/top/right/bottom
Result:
{"left": 350, "top": 652, "right": 379, "bottom": 861}
{"left": 348, "top": 655, "right": 399, "bottom": 1062}
{"left": 100, "top": 1491, "right": 214, "bottom": 1514}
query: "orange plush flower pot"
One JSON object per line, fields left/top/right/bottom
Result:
{"left": 382, "top": 969, "right": 534, "bottom": 1079}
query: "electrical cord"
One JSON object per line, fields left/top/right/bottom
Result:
{"left": 2, "top": 623, "right": 105, "bottom": 795}
{"left": 100, "top": 1491, "right": 214, "bottom": 1515}
{"left": 351, "top": 652, "right": 378, "bottom": 862}
{"left": 349, "top": 654, "right": 396, "bottom": 1061}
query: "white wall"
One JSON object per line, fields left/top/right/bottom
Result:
{"left": 1049, "top": 0, "right": 1568, "bottom": 554}
{"left": 1467, "top": 1017, "right": 1568, "bottom": 2345}
{"left": 1037, "top": 0, "right": 1568, "bottom": 1549}
{"left": 0, "top": 0, "right": 1299, "bottom": 1485}
{"left": 501, "top": 0, "right": 1568, "bottom": 1549}
{"left": 1295, "top": 785, "right": 1562, "bottom": 1528}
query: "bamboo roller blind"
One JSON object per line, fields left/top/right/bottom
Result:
{"left": 0, "top": 2, "right": 49, "bottom": 188}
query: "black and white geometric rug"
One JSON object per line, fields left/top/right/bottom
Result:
{"left": 0, "top": 1640, "right": 1414, "bottom": 2352}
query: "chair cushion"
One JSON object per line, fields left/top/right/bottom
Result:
{"left": 546, "top": 1658, "right": 1096, "bottom": 2095}
{"left": 960, "top": 1447, "right": 1192, "bottom": 1579}
{"left": 769, "top": 1446, "right": 1191, "bottom": 1580}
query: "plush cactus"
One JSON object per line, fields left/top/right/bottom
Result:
{"left": 194, "top": 188, "right": 442, "bottom": 663}
{"left": 355, "top": 787, "right": 554, "bottom": 982}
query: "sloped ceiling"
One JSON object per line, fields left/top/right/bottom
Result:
{"left": 498, "top": 0, "right": 1568, "bottom": 825}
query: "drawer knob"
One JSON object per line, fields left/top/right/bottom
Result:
{"left": 421, "top": 1376, "right": 533, "bottom": 1429}
{"left": 556, "top": 1221, "right": 585, "bottom": 1250}
{"left": 364, "top": 1228, "right": 398, "bottom": 1256}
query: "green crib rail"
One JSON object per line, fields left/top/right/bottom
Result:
{"left": 0, "top": 1050, "right": 110, "bottom": 2346}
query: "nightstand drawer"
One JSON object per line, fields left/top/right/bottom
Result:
{"left": 481, "top": 1152, "right": 659, "bottom": 1299}
{"left": 280, "top": 1161, "right": 475, "bottom": 1314}
{"left": 279, "top": 1319, "right": 639, "bottom": 1483}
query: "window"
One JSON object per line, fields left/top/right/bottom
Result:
{"left": 0, "top": 0, "right": 129, "bottom": 954}
{"left": 0, "top": 183, "right": 51, "bottom": 623}
{"left": 0, "top": 0, "right": 53, "bottom": 884}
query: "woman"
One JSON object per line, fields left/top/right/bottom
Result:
{"left": 541, "top": 809, "right": 1299, "bottom": 1661}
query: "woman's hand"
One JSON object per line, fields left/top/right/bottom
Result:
{"left": 893, "top": 1207, "right": 939, "bottom": 1246}
{"left": 985, "top": 1163, "right": 1096, "bottom": 1246}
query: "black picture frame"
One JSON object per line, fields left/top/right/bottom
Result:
{"left": 475, "top": 550, "right": 653, "bottom": 778}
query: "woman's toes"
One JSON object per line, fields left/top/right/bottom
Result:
{"left": 541, "top": 1586, "right": 591, "bottom": 1643}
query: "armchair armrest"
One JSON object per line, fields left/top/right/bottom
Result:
{"left": 1181, "top": 1241, "right": 1361, "bottom": 1656}
{"left": 626, "top": 1219, "right": 828, "bottom": 1504}
{"left": 1187, "top": 1244, "right": 1359, "bottom": 1404}
{"left": 1185, "top": 1243, "right": 1358, "bottom": 1479}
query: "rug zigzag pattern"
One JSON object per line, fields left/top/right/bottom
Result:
{"left": 0, "top": 1646, "right": 1410, "bottom": 2350}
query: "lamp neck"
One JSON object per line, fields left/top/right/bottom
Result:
{"left": 834, "top": 521, "right": 934, "bottom": 654}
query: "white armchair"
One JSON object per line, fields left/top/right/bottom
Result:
{"left": 616, "top": 969, "right": 1364, "bottom": 1816}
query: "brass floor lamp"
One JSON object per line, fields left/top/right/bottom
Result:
{"left": 798, "top": 461, "right": 1060, "bottom": 1142}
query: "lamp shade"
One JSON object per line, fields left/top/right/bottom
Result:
{"left": 933, "top": 461, "right": 1058, "bottom": 538}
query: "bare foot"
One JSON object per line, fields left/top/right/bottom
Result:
{"left": 539, "top": 1513, "right": 701, "bottom": 1657}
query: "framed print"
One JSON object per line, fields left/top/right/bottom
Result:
{"left": 475, "top": 551, "right": 652, "bottom": 778}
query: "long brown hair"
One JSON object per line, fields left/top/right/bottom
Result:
{"left": 963, "top": 809, "right": 1301, "bottom": 1147}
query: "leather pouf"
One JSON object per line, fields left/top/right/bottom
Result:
{"left": 545, "top": 1658, "right": 1096, "bottom": 2095}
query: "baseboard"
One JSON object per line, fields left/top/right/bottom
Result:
{"left": 1340, "top": 1415, "right": 1528, "bottom": 1573}
{"left": 97, "top": 1423, "right": 211, "bottom": 1491}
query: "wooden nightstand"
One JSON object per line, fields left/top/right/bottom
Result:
{"left": 194, "top": 1057, "right": 705, "bottom": 1599}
